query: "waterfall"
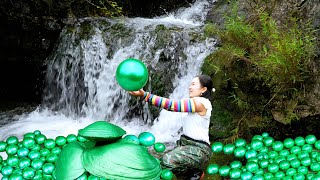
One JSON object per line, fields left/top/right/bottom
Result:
{"left": 0, "top": 0, "right": 217, "bottom": 144}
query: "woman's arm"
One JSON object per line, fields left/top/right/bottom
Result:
{"left": 129, "top": 89, "right": 207, "bottom": 114}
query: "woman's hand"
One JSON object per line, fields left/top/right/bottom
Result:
{"left": 128, "top": 89, "right": 145, "bottom": 97}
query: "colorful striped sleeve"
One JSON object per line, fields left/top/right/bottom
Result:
{"left": 142, "top": 92, "right": 196, "bottom": 112}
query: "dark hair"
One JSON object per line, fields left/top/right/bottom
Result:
{"left": 196, "top": 74, "right": 213, "bottom": 99}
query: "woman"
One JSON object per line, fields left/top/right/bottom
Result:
{"left": 129, "top": 74, "right": 214, "bottom": 180}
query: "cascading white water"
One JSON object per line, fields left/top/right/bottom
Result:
{"left": 0, "top": 0, "right": 217, "bottom": 145}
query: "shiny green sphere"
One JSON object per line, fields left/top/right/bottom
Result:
{"left": 284, "top": 138, "right": 295, "bottom": 149}
{"left": 31, "top": 144, "right": 41, "bottom": 151}
{"left": 252, "top": 135, "right": 263, "bottom": 141}
{"left": 259, "top": 147, "right": 269, "bottom": 153}
{"left": 33, "top": 130, "right": 41, "bottom": 136}
{"left": 223, "top": 144, "right": 235, "bottom": 155}
{"left": 51, "top": 147, "right": 62, "bottom": 155}
{"left": 301, "top": 144, "right": 313, "bottom": 153}
{"left": 42, "top": 163, "right": 55, "bottom": 175}
{"left": 305, "top": 135, "right": 317, "bottom": 144}
{"left": 46, "top": 153, "right": 58, "bottom": 163}
{"left": 295, "top": 137, "right": 305, "bottom": 146}
{"left": 235, "top": 138, "right": 247, "bottom": 147}
{"left": 1, "top": 165, "right": 13, "bottom": 176}
{"left": 206, "top": 164, "right": 219, "bottom": 175}
{"left": 24, "top": 133, "right": 35, "bottom": 139}
{"left": 55, "top": 136, "right": 67, "bottom": 146}
{"left": 297, "top": 166, "right": 308, "bottom": 175}
{"left": 211, "top": 142, "right": 224, "bottom": 153}
{"left": 246, "top": 162, "right": 259, "bottom": 173}
{"left": 263, "top": 137, "right": 275, "bottom": 147}
{"left": 7, "top": 156, "right": 19, "bottom": 167}
{"left": 264, "top": 173, "right": 274, "bottom": 180}
{"left": 310, "top": 162, "right": 320, "bottom": 172}
{"left": 268, "top": 151, "right": 278, "bottom": 159}
{"left": 314, "top": 140, "right": 320, "bottom": 150}
{"left": 229, "top": 168, "right": 242, "bottom": 179}
{"left": 300, "top": 157, "right": 311, "bottom": 166}
{"left": 122, "top": 135, "right": 140, "bottom": 145}
{"left": 241, "top": 171, "right": 253, "bottom": 180}
{"left": 286, "top": 168, "right": 297, "bottom": 176}
{"left": 160, "top": 169, "right": 173, "bottom": 180}
{"left": 310, "top": 151, "right": 319, "bottom": 159}
{"left": 290, "top": 146, "right": 302, "bottom": 155}
{"left": 22, "top": 137, "right": 35, "bottom": 149}
{"left": 287, "top": 154, "right": 298, "bottom": 161}
{"left": 274, "top": 155, "right": 286, "bottom": 164}
{"left": 22, "top": 167, "right": 35, "bottom": 179}
{"left": 259, "top": 159, "right": 269, "bottom": 169}
{"left": 250, "top": 140, "right": 263, "bottom": 151}
{"left": 19, "top": 157, "right": 31, "bottom": 170}
{"left": 66, "top": 134, "right": 77, "bottom": 143}
{"left": 116, "top": 58, "right": 148, "bottom": 91}
{"left": 290, "top": 159, "right": 301, "bottom": 168}
{"left": 275, "top": 171, "right": 286, "bottom": 179}
{"left": 254, "top": 168, "right": 264, "bottom": 175}
{"left": 40, "top": 148, "right": 50, "bottom": 157}
{"left": 138, "top": 132, "right": 155, "bottom": 147}
{"left": 6, "top": 136, "right": 19, "bottom": 145}
{"left": 279, "top": 160, "right": 290, "bottom": 170}
{"left": 272, "top": 141, "right": 284, "bottom": 151}
{"left": 234, "top": 146, "right": 247, "bottom": 158}
{"left": 9, "top": 172, "right": 24, "bottom": 180}
{"left": 252, "top": 175, "right": 264, "bottom": 180}
{"left": 297, "top": 151, "right": 309, "bottom": 159}
{"left": 306, "top": 174, "right": 314, "bottom": 180}
{"left": 17, "top": 147, "right": 29, "bottom": 157}
{"left": 230, "top": 161, "right": 242, "bottom": 169}
{"left": 293, "top": 174, "right": 305, "bottom": 180}
{"left": 261, "top": 132, "right": 269, "bottom": 138}
{"left": 6, "top": 144, "right": 19, "bottom": 155}
{"left": 279, "top": 149, "right": 290, "bottom": 157}
{"left": 44, "top": 139, "right": 56, "bottom": 149}
{"left": 267, "top": 163, "right": 279, "bottom": 173}
{"left": 35, "top": 134, "right": 46, "bottom": 145}
{"left": 245, "top": 150, "right": 257, "bottom": 159}
{"left": 219, "top": 165, "right": 231, "bottom": 177}
{"left": 153, "top": 142, "right": 166, "bottom": 153}
{"left": 31, "top": 159, "right": 44, "bottom": 170}
{"left": 0, "top": 141, "right": 8, "bottom": 152}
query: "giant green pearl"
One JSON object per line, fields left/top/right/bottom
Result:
{"left": 305, "top": 134, "right": 317, "bottom": 144}
{"left": 286, "top": 168, "right": 297, "bottom": 176}
{"left": 51, "top": 147, "right": 62, "bottom": 155}
{"left": 274, "top": 171, "right": 285, "bottom": 179}
{"left": 284, "top": 138, "right": 295, "bottom": 149}
{"left": 211, "top": 142, "right": 224, "bottom": 153}
{"left": 263, "top": 137, "right": 274, "bottom": 147}
{"left": 245, "top": 149, "right": 257, "bottom": 159}
{"left": 274, "top": 155, "right": 286, "bottom": 164}
{"left": 218, "top": 165, "right": 230, "bottom": 177}
{"left": 1, "top": 165, "right": 13, "bottom": 176}
{"left": 261, "top": 132, "right": 269, "bottom": 138}
{"left": 33, "top": 130, "right": 41, "bottom": 136}
{"left": 138, "top": 132, "right": 155, "bottom": 147}
{"left": 9, "top": 173, "right": 23, "bottom": 180}
{"left": 290, "top": 146, "right": 301, "bottom": 155}
{"left": 46, "top": 153, "right": 58, "bottom": 163}
{"left": 0, "top": 141, "right": 7, "bottom": 152}
{"left": 6, "top": 136, "right": 19, "bottom": 145}
{"left": 250, "top": 140, "right": 263, "bottom": 151}
{"left": 272, "top": 141, "right": 284, "bottom": 151}
{"left": 17, "top": 147, "right": 29, "bottom": 158}
{"left": 263, "top": 173, "right": 274, "bottom": 180}
{"left": 295, "top": 137, "right": 305, "bottom": 146}
{"left": 223, "top": 144, "right": 235, "bottom": 155}
{"left": 18, "top": 157, "right": 31, "bottom": 170}
{"left": 267, "top": 163, "right": 279, "bottom": 173}
{"left": 42, "top": 163, "right": 55, "bottom": 175}
{"left": 6, "top": 155, "right": 19, "bottom": 167}
{"left": 6, "top": 144, "right": 18, "bottom": 155}
{"left": 230, "top": 161, "right": 242, "bottom": 169}
{"left": 252, "top": 135, "right": 263, "bottom": 141}
{"left": 28, "top": 150, "right": 41, "bottom": 160}
{"left": 35, "top": 134, "right": 46, "bottom": 145}
{"left": 22, "top": 137, "right": 35, "bottom": 149}
{"left": 279, "top": 160, "right": 290, "bottom": 170}
{"left": 24, "top": 132, "right": 35, "bottom": 139}
{"left": 160, "top": 169, "right": 173, "bottom": 180}
{"left": 229, "top": 168, "right": 242, "bottom": 179}
{"left": 310, "top": 162, "right": 320, "bottom": 172}
{"left": 235, "top": 138, "right": 247, "bottom": 147}
{"left": 297, "top": 166, "right": 308, "bottom": 175}
{"left": 22, "top": 167, "right": 35, "bottom": 179}
{"left": 290, "top": 159, "right": 301, "bottom": 168}
{"left": 252, "top": 175, "right": 264, "bottom": 180}
{"left": 279, "top": 149, "right": 290, "bottom": 157}
{"left": 234, "top": 146, "right": 246, "bottom": 158}
{"left": 246, "top": 162, "right": 259, "bottom": 173}
{"left": 297, "top": 151, "right": 309, "bottom": 159}
{"left": 31, "top": 159, "right": 44, "bottom": 170}
{"left": 241, "top": 171, "right": 253, "bottom": 180}
{"left": 55, "top": 136, "right": 67, "bottom": 146}
{"left": 293, "top": 174, "right": 305, "bottom": 180}
{"left": 300, "top": 157, "right": 311, "bottom": 167}
{"left": 206, "top": 164, "right": 219, "bottom": 175}
{"left": 267, "top": 151, "right": 278, "bottom": 159}
{"left": 258, "top": 159, "right": 269, "bottom": 169}
{"left": 40, "top": 148, "right": 50, "bottom": 157}
{"left": 154, "top": 142, "right": 166, "bottom": 153}
{"left": 301, "top": 144, "right": 313, "bottom": 153}
{"left": 44, "top": 139, "right": 56, "bottom": 149}
{"left": 31, "top": 144, "right": 41, "bottom": 151}
{"left": 66, "top": 134, "right": 77, "bottom": 143}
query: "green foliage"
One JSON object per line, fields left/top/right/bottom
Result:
{"left": 85, "top": 0, "right": 123, "bottom": 17}
{"left": 203, "top": 0, "right": 317, "bottom": 125}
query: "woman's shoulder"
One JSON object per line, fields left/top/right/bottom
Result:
{"left": 193, "top": 97, "right": 212, "bottom": 110}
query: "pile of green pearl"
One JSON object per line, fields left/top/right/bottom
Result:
{"left": 0, "top": 131, "right": 172, "bottom": 180}
{"left": 207, "top": 133, "right": 320, "bottom": 180}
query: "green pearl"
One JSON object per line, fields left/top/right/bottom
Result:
{"left": 66, "top": 134, "right": 78, "bottom": 143}
{"left": 154, "top": 142, "right": 166, "bottom": 153}
{"left": 206, "top": 164, "right": 219, "bottom": 175}
{"left": 272, "top": 141, "right": 284, "bottom": 151}
{"left": 267, "top": 163, "right": 279, "bottom": 173}
{"left": 31, "top": 159, "right": 44, "bottom": 170}
{"left": 300, "top": 157, "right": 311, "bottom": 166}
{"left": 261, "top": 132, "right": 269, "bottom": 138}
{"left": 297, "top": 151, "right": 309, "bottom": 159}
{"left": 35, "top": 134, "right": 46, "bottom": 145}
{"left": 293, "top": 174, "right": 305, "bottom": 180}
{"left": 263, "top": 172, "right": 274, "bottom": 180}
{"left": 314, "top": 140, "right": 320, "bottom": 150}
{"left": 42, "top": 163, "right": 55, "bottom": 175}
{"left": 279, "top": 149, "right": 290, "bottom": 157}
{"left": 252, "top": 175, "right": 264, "bottom": 180}
{"left": 255, "top": 168, "right": 264, "bottom": 175}
{"left": 44, "top": 139, "right": 56, "bottom": 149}
{"left": 24, "top": 133, "right": 35, "bottom": 139}
{"left": 305, "top": 135, "right": 317, "bottom": 144}
{"left": 245, "top": 149, "right": 257, "bottom": 159}
{"left": 284, "top": 138, "right": 295, "bottom": 149}
{"left": 1, "top": 165, "right": 13, "bottom": 176}
{"left": 17, "top": 147, "right": 29, "bottom": 157}
{"left": 287, "top": 154, "right": 298, "bottom": 161}
{"left": 31, "top": 144, "right": 41, "bottom": 151}
{"left": 252, "top": 135, "right": 263, "bottom": 141}
{"left": 55, "top": 136, "right": 67, "bottom": 146}
{"left": 33, "top": 130, "right": 41, "bottom": 136}
{"left": 18, "top": 157, "right": 31, "bottom": 169}
{"left": 223, "top": 144, "right": 235, "bottom": 155}
{"left": 274, "top": 155, "right": 286, "bottom": 164}
{"left": 6, "top": 156, "right": 19, "bottom": 167}
{"left": 290, "top": 159, "right": 301, "bottom": 168}
{"left": 259, "top": 147, "right": 269, "bottom": 153}
{"left": 275, "top": 171, "right": 285, "bottom": 179}
{"left": 267, "top": 151, "right": 278, "bottom": 159}
{"left": 9, "top": 172, "right": 24, "bottom": 180}
{"left": 0, "top": 141, "right": 8, "bottom": 152}
{"left": 234, "top": 138, "right": 247, "bottom": 147}
{"left": 279, "top": 160, "right": 290, "bottom": 170}
{"left": 40, "top": 148, "right": 50, "bottom": 157}
{"left": 286, "top": 168, "right": 297, "bottom": 176}
{"left": 241, "top": 171, "right": 253, "bottom": 180}
{"left": 290, "top": 146, "right": 301, "bottom": 155}
{"left": 295, "top": 137, "right": 305, "bottom": 146}
{"left": 46, "top": 153, "right": 58, "bottom": 163}
{"left": 211, "top": 142, "right": 224, "bottom": 153}
{"left": 263, "top": 137, "right": 274, "bottom": 147}
{"left": 28, "top": 150, "right": 41, "bottom": 160}
{"left": 246, "top": 162, "right": 259, "bottom": 173}
{"left": 230, "top": 161, "right": 242, "bottom": 169}
{"left": 22, "top": 137, "right": 35, "bottom": 149}
{"left": 22, "top": 167, "right": 35, "bottom": 179}
{"left": 6, "top": 136, "right": 19, "bottom": 145}
{"left": 229, "top": 168, "right": 242, "bottom": 179}
{"left": 310, "top": 162, "right": 320, "bottom": 172}
{"left": 234, "top": 146, "right": 246, "bottom": 158}
{"left": 306, "top": 174, "right": 314, "bottom": 180}
{"left": 218, "top": 165, "right": 231, "bottom": 177}
{"left": 301, "top": 144, "right": 313, "bottom": 153}
{"left": 297, "top": 166, "right": 308, "bottom": 175}
{"left": 6, "top": 144, "right": 19, "bottom": 155}
{"left": 138, "top": 132, "right": 155, "bottom": 147}
{"left": 160, "top": 169, "right": 173, "bottom": 180}
{"left": 247, "top": 157, "right": 258, "bottom": 163}
{"left": 250, "top": 140, "right": 263, "bottom": 151}
{"left": 259, "top": 159, "right": 269, "bottom": 169}
{"left": 51, "top": 147, "right": 62, "bottom": 155}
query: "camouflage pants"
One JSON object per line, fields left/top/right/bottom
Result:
{"left": 161, "top": 135, "right": 212, "bottom": 172}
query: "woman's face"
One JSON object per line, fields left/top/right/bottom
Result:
{"left": 189, "top": 77, "right": 207, "bottom": 98}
